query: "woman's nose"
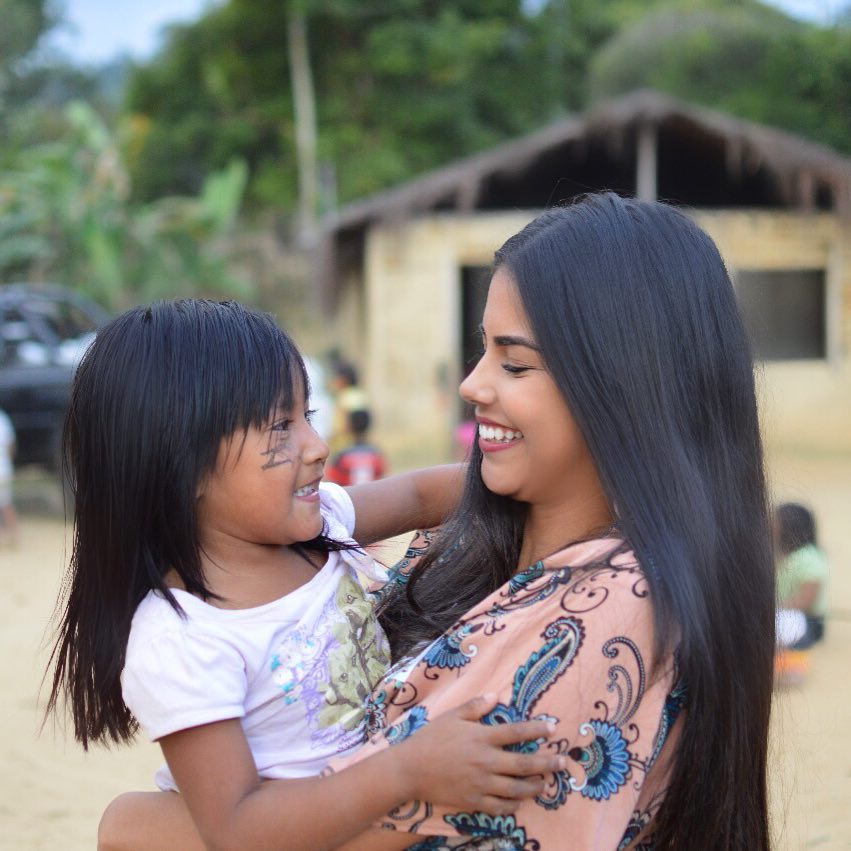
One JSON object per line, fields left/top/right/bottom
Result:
{"left": 459, "top": 359, "right": 493, "bottom": 407}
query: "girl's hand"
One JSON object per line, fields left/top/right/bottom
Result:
{"left": 394, "top": 693, "right": 562, "bottom": 815}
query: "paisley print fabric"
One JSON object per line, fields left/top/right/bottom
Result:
{"left": 332, "top": 532, "right": 683, "bottom": 850}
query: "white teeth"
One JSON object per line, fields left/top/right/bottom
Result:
{"left": 478, "top": 424, "right": 523, "bottom": 442}
{"left": 294, "top": 483, "right": 317, "bottom": 497}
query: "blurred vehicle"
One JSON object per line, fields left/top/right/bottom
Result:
{"left": 0, "top": 284, "right": 108, "bottom": 472}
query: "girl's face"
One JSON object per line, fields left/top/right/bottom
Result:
{"left": 197, "top": 380, "right": 329, "bottom": 548}
{"left": 460, "top": 268, "right": 605, "bottom": 516}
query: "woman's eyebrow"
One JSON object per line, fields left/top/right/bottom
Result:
{"left": 495, "top": 334, "right": 541, "bottom": 351}
{"left": 477, "top": 325, "right": 541, "bottom": 351}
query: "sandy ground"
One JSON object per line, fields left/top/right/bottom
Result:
{"left": 2, "top": 453, "right": 849, "bottom": 850}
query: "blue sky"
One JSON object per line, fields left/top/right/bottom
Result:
{"left": 47, "top": 0, "right": 221, "bottom": 64}
{"left": 49, "top": 0, "right": 844, "bottom": 65}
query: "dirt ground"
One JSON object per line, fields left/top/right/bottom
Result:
{"left": 2, "top": 452, "right": 849, "bottom": 850}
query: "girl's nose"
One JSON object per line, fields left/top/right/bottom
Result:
{"left": 304, "top": 429, "right": 329, "bottom": 466}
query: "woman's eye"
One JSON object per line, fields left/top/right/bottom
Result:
{"left": 502, "top": 364, "right": 530, "bottom": 375}
{"left": 271, "top": 419, "right": 292, "bottom": 432}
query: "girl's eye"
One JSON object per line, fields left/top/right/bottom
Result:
{"left": 305, "top": 408, "right": 317, "bottom": 424}
{"left": 270, "top": 419, "right": 292, "bottom": 432}
{"left": 502, "top": 364, "right": 530, "bottom": 375}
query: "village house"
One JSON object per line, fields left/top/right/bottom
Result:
{"left": 319, "top": 89, "right": 851, "bottom": 469}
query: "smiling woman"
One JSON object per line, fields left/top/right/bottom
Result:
{"left": 460, "top": 269, "right": 610, "bottom": 564}
{"left": 368, "top": 192, "right": 775, "bottom": 850}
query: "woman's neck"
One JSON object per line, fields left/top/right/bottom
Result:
{"left": 519, "top": 491, "right": 614, "bottom": 569}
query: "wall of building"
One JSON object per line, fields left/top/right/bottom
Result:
{"left": 695, "top": 211, "right": 851, "bottom": 456}
{"left": 353, "top": 209, "right": 850, "bottom": 471}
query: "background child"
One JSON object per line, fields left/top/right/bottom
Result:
{"left": 775, "top": 501, "right": 829, "bottom": 649}
{"left": 47, "top": 300, "right": 560, "bottom": 850}
{"left": 326, "top": 408, "right": 387, "bottom": 486}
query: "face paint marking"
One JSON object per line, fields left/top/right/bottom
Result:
{"left": 261, "top": 432, "right": 294, "bottom": 470}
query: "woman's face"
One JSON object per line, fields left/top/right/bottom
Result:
{"left": 460, "top": 268, "right": 605, "bottom": 515}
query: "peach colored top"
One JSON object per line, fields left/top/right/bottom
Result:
{"left": 332, "top": 531, "right": 683, "bottom": 850}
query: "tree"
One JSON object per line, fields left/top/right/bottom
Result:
{"left": 120, "top": 0, "right": 620, "bottom": 216}
{"left": 0, "top": 101, "right": 251, "bottom": 309}
{"left": 587, "top": 3, "right": 851, "bottom": 155}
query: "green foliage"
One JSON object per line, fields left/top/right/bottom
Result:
{"left": 121, "top": 0, "right": 618, "bottom": 211}
{"left": 588, "top": 3, "right": 851, "bottom": 154}
{"left": 0, "top": 101, "right": 252, "bottom": 309}
{"left": 0, "top": 0, "right": 54, "bottom": 73}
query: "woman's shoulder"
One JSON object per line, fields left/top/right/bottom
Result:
{"left": 512, "top": 537, "right": 650, "bottom": 618}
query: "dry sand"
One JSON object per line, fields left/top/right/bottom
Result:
{"left": 2, "top": 453, "right": 849, "bottom": 849}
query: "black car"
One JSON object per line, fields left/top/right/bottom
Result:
{"left": 0, "top": 284, "right": 108, "bottom": 471}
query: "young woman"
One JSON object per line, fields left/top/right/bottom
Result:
{"left": 100, "top": 193, "right": 775, "bottom": 849}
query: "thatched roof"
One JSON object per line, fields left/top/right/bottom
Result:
{"left": 318, "top": 88, "right": 851, "bottom": 303}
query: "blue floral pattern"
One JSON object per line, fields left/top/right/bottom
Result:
{"left": 333, "top": 533, "right": 683, "bottom": 850}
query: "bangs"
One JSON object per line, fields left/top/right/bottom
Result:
{"left": 192, "top": 301, "right": 308, "bottom": 438}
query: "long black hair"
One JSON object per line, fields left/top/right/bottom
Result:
{"left": 382, "top": 193, "right": 775, "bottom": 849}
{"left": 47, "top": 299, "right": 343, "bottom": 748}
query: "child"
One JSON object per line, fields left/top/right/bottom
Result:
{"left": 46, "top": 300, "right": 560, "bottom": 850}
{"left": 326, "top": 408, "right": 387, "bottom": 486}
{"left": 774, "top": 502, "right": 829, "bottom": 686}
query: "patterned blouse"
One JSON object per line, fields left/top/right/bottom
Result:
{"left": 332, "top": 530, "right": 685, "bottom": 850}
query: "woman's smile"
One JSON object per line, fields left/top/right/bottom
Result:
{"left": 476, "top": 419, "right": 524, "bottom": 451}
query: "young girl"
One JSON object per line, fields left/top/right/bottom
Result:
{"left": 46, "top": 300, "right": 561, "bottom": 850}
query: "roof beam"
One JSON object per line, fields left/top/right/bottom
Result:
{"left": 636, "top": 121, "right": 658, "bottom": 202}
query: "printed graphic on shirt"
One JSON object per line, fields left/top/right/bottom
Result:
{"left": 271, "top": 572, "right": 390, "bottom": 752}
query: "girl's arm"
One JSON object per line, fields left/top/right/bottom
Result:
{"left": 347, "top": 464, "right": 465, "bottom": 544}
{"left": 100, "top": 695, "right": 560, "bottom": 851}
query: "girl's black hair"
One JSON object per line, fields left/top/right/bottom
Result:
{"left": 776, "top": 501, "right": 817, "bottom": 554}
{"left": 47, "top": 299, "right": 347, "bottom": 748}
{"left": 381, "top": 193, "right": 775, "bottom": 850}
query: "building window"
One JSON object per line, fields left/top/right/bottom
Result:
{"left": 735, "top": 269, "right": 826, "bottom": 360}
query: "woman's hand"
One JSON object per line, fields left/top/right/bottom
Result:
{"left": 392, "top": 693, "right": 561, "bottom": 815}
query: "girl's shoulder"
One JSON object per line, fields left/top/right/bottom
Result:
{"left": 319, "top": 481, "right": 356, "bottom": 538}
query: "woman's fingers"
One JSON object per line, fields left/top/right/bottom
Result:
{"left": 451, "top": 696, "right": 558, "bottom": 748}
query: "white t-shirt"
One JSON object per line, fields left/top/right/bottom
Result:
{"left": 121, "top": 483, "right": 390, "bottom": 792}
{"left": 0, "top": 410, "right": 14, "bottom": 479}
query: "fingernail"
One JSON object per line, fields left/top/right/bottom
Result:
{"left": 482, "top": 692, "right": 496, "bottom": 701}
{"left": 557, "top": 756, "right": 566, "bottom": 770}
{"left": 546, "top": 721, "right": 557, "bottom": 733}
